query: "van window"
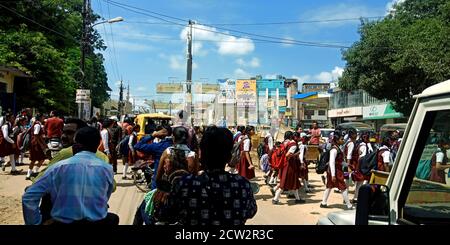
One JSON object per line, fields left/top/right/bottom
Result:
{"left": 401, "top": 109, "right": 450, "bottom": 224}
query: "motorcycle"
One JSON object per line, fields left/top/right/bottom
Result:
{"left": 47, "top": 137, "right": 63, "bottom": 159}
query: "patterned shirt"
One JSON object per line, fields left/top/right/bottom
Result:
{"left": 165, "top": 170, "right": 257, "bottom": 225}
{"left": 22, "top": 151, "right": 114, "bottom": 225}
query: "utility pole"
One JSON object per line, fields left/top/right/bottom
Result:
{"left": 118, "top": 79, "right": 124, "bottom": 117}
{"left": 186, "top": 20, "right": 194, "bottom": 126}
{"left": 126, "top": 82, "right": 130, "bottom": 115}
{"left": 78, "top": 0, "right": 89, "bottom": 120}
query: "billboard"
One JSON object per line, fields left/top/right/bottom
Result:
{"left": 218, "top": 79, "right": 236, "bottom": 104}
{"left": 236, "top": 79, "right": 256, "bottom": 107}
{"left": 156, "top": 83, "right": 184, "bottom": 93}
{"left": 194, "top": 83, "right": 220, "bottom": 94}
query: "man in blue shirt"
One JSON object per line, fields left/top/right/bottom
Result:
{"left": 133, "top": 125, "right": 173, "bottom": 190}
{"left": 22, "top": 126, "right": 118, "bottom": 225}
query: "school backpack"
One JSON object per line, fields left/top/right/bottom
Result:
{"left": 117, "top": 135, "right": 130, "bottom": 156}
{"left": 316, "top": 149, "right": 330, "bottom": 174}
{"left": 415, "top": 148, "right": 437, "bottom": 180}
{"left": 272, "top": 142, "right": 289, "bottom": 169}
{"left": 19, "top": 127, "right": 32, "bottom": 151}
{"left": 359, "top": 150, "right": 379, "bottom": 176}
{"left": 259, "top": 153, "right": 270, "bottom": 173}
{"left": 229, "top": 137, "right": 243, "bottom": 168}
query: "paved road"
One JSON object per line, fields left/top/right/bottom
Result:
{"left": 0, "top": 156, "right": 353, "bottom": 225}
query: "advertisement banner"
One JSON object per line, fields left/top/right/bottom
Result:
{"left": 218, "top": 79, "right": 236, "bottom": 104}
{"left": 278, "top": 98, "right": 287, "bottom": 107}
{"left": 328, "top": 107, "right": 363, "bottom": 118}
{"left": 236, "top": 79, "right": 256, "bottom": 107}
{"left": 156, "top": 83, "right": 184, "bottom": 93}
{"left": 194, "top": 83, "right": 220, "bottom": 94}
{"left": 363, "top": 103, "right": 403, "bottom": 120}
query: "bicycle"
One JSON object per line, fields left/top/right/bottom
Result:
{"left": 131, "top": 160, "right": 153, "bottom": 193}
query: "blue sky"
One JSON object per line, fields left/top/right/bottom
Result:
{"left": 91, "top": 0, "right": 400, "bottom": 107}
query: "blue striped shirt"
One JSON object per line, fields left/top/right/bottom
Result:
{"left": 22, "top": 151, "right": 114, "bottom": 225}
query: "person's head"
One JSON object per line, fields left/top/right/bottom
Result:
{"left": 293, "top": 132, "right": 300, "bottom": 142}
{"left": 348, "top": 129, "right": 357, "bottom": 140}
{"left": 312, "top": 122, "right": 318, "bottom": 129}
{"left": 4, "top": 112, "right": 15, "bottom": 124}
{"left": 61, "top": 118, "right": 88, "bottom": 148}
{"left": 103, "top": 119, "right": 113, "bottom": 129}
{"left": 72, "top": 126, "right": 101, "bottom": 154}
{"left": 332, "top": 130, "right": 345, "bottom": 145}
{"left": 237, "top": 125, "right": 245, "bottom": 133}
{"left": 390, "top": 130, "right": 400, "bottom": 140}
{"left": 284, "top": 131, "right": 294, "bottom": 141}
{"left": 173, "top": 126, "right": 189, "bottom": 145}
{"left": 133, "top": 124, "right": 140, "bottom": 133}
{"left": 200, "top": 126, "right": 233, "bottom": 170}
{"left": 35, "top": 114, "right": 44, "bottom": 123}
{"left": 437, "top": 138, "right": 450, "bottom": 150}
{"left": 90, "top": 116, "right": 98, "bottom": 124}
{"left": 360, "top": 132, "right": 370, "bottom": 143}
{"left": 51, "top": 110, "right": 59, "bottom": 117}
{"left": 244, "top": 125, "right": 255, "bottom": 136}
{"left": 381, "top": 137, "right": 391, "bottom": 148}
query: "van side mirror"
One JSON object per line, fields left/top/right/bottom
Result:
{"left": 355, "top": 184, "right": 390, "bottom": 225}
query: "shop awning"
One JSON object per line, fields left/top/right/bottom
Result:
{"left": 292, "top": 92, "right": 318, "bottom": 100}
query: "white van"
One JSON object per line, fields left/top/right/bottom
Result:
{"left": 318, "top": 79, "right": 450, "bottom": 225}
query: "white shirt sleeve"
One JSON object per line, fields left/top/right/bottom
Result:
{"left": 243, "top": 138, "right": 251, "bottom": 152}
{"left": 329, "top": 148, "right": 337, "bottom": 177}
{"left": 359, "top": 144, "right": 367, "bottom": 158}
{"left": 288, "top": 145, "right": 297, "bottom": 154}
{"left": 346, "top": 142, "right": 354, "bottom": 160}
{"left": 1, "top": 125, "right": 14, "bottom": 144}
{"left": 33, "top": 124, "right": 41, "bottom": 135}
{"left": 101, "top": 130, "right": 110, "bottom": 154}
{"left": 299, "top": 144, "right": 305, "bottom": 164}
{"left": 268, "top": 136, "right": 274, "bottom": 151}
{"left": 128, "top": 134, "right": 135, "bottom": 151}
{"left": 382, "top": 150, "right": 391, "bottom": 164}
{"left": 188, "top": 151, "right": 196, "bottom": 158}
{"left": 367, "top": 143, "right": 374, "bottom": 153}
{"left": 436, "top": 152, "right": 444, "bottom": 163}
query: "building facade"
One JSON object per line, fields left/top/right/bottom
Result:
{"left": 295, "top": 83, "right": 331, "bottom": 129}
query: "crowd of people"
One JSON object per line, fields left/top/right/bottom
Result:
{"left": 0, "top": 108, "right": 413, "bottom": 225}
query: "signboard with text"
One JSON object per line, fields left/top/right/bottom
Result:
{"left": 328, "top": 107, "right": 362, "bottom": 118}
{"left": 236, "top": 79, "right": 256, "bottom": 107}
{"left": 194, "top": 83, "right": 220, "bottom": 94}
{"left": 76, "top": 89, "right": 90, "bottom": 103}
{"left": 217, "top": 79, "right": 236, "bottom": 104}
{"left": 363, "top": 103, "right": 403, "bottom": 120}
{"left": 156, "top": 83, "right": 184, "bottom": 93}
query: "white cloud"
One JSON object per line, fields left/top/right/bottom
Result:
{"left": 136, "top": 86, "right": 147, "bottom": 92}
{"left": 234, "top": 68, "right": 251, "bottom": 78}
{"left": 282, "top": 36, "right": 296, "bottom": 47}
{"left": 385, "top": 0, "right": 405, "bottom": 15}
{"left": 235, "top": 57, "right": 260, "bottom": 68}
{"left": 265, "top": 74, "right": 278, "bottom": 79}
{"left": 180, "top": 24, "right": 255, "bottom": 56}
{"left": 192, "top": 42, "right": 208, "bottom": 56}
{"left": 169, "top": 55, "right": 198, "bottom": 71}
{"left": 293, "top": 66, "right": 344, "bottom": 85}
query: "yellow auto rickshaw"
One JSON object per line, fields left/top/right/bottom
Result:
{"left": 134, "top": 113, "right": 174, "bottom": 141}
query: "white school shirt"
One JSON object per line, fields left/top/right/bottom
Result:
{"left": 436, "top": 148, "right": 445, "bottom": 163}
{"left": 33, "top": 123, "right": 42, "bottom": 135}
{"left": 346, "top": 141, "right": 355, "bottom": 160}
{"left": 287, "top": 140, "right": 297, "bottom": 154}
{"left": 128, "top": 132, "right": 136, "bottom": 151}
{"left": 101, "top": 129, "right": 110, "bottom": 154}
{"left": 1, "top": 123, "right": 14, "bottom": 144}
{"left": 298, "top": 143, "right": 306, "bottom": 164}
{"left": 358, "top": 142, "right": 367, "bottom": 159}
{"left": 243, "top": 137, "right": 251, "bottom": 152}
{"left": 379, "top": 145, "right": 391, "bottom": 164}
{"left": 329, "top": 148, "right": 338, "bottom": 177}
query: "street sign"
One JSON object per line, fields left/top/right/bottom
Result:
{"left": 76, "top": 89, "right": 90, "bottom": 103}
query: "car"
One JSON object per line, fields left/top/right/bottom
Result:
{"left": 380, "top": 123, "right": 407, "bottom": 139}
{"left": 318, "top": 79, "right": 450, "bottom": 225}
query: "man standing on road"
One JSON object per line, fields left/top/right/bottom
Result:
{"left": 309, "top": 122, "right": 321, "bottom": 145}
{"left": 22, "top": 126, "right": 117, "bottom": 225}
{"left": 44, "top": 110, "right": 64, "bottom": 140}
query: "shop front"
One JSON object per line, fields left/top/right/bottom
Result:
{"left": 362, "top": 103, "right": 405, "bottom": 130}
{"left": 328, "top": 106, "right": 363, "bottom": 127}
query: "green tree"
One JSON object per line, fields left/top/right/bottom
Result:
{"left": 0, "top": 0, "right": 110, "bottom": 115}
{"left": 339, "top": 0, "right": 450, "bottom": 116}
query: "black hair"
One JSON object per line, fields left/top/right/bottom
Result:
{"left": 65, "top": 118, "right": 88, "bottom": 130}
{"left": 332, "top": 130, "right": 343, "bottom": 144}
{"left": 284, "top": 131, "right": 294, "bottom": 140}
{"left": 74, "top": 126, "right": 101, "bottom": 153}
{"left": 173, "top": 126, "right": 189, "bottom": 145}
{"left": 381, "top": 137, "right": 391, "bottom": 147}
{"left": 155, "top": 125, "right": 163, "bottom": 131}
{"left": 237, "top": 125, "right": 245, "bottom": 132}
{"left": 162, "top": 124, "right": 172, "bottom": 136}
{"left": 102, "top": 119, "right": 113, "bottom": 128}
{"left": 244, "top": 125, "right": 254, "bottom": 134}
{"left": 200, "top": 126, "right": 233, "bottom": 170}
{"left": 348, "top": 129, "right": 357, "bottom": 136}
{"left": 35, "top": 113, "right": 43, "bottom": 121}
{"left": 293, "top": 132, "right": 300, "bottom": 138}
{"left": 52, "top": 110, "right": 59, "bottom": 117}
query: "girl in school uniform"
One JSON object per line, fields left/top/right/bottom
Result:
{"left": 237, "top": 126, "right": 255, "bottom": 180}
{"left": 271, "top": 131, "right": 304, "bottom": 205}
{"left": 320, "top": 131, "right": 353, "bottom": 210}
{"left": 27, "top": 114, "right": 46, "bottom": 180}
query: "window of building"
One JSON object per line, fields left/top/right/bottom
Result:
{"left": 318, "top": 110, "right": 326, "bottom": 116}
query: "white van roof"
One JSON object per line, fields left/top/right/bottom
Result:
{"left": 414, "top": 79, "right": 450, "bottom": 98}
